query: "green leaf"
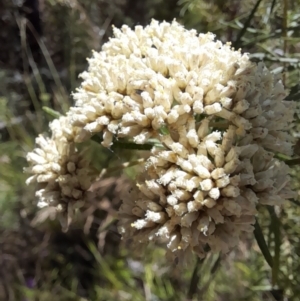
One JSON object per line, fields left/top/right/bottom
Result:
{"left": 234, "top": 0, "right": 264, "bottom": 47}
{"left": 42, "top": 106, "right": 62, "bottom": 118}
{"left": 187, "top": 256, "right": 205, "bottom": 299}
{"left": 254, "top": 218, "right": 273, "bottom": 268}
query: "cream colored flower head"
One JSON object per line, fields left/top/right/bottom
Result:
{"left": 106, "top": 20, "right": 295, "bottom": 259}
{"left": 26, "top": 19, "right": 296, "bottom": 258}
{"left": 25, "top": 116, "right": 94, "bottom": 230}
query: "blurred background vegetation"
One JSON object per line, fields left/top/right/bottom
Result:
{"left": 1, "top": 0, "right": 300, "bottom": 300}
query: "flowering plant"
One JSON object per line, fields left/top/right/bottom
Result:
{"left": 25, "top": 20, "right": 296, "bottom": 262}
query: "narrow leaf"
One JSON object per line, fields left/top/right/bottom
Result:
{"left": 254, "top": 218, "right": 273, "bottom": 268}
{"left": 187, "top": 256, "right": 204, "bottom": 299}
{"left": 234, "top": 0, "right": 264, "bottom": 47}
{"left": 270, "top": 0, "right": 277, "bottom": 13}
{"left": 42, "top": 106, "right": 62, "bottom": 118}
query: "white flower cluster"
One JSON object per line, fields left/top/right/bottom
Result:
{"left": 26, "top": 20, "right": 296, "bottom": 258}
{"left": 25, "top": 117, "right": 93, "bottom": 229}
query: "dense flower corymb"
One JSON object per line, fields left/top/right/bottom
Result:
{"left": 26, "top": 19, "right": 296, "bottom": 259}
{"left": 25, "top": 116, "right": 94, "bottom": 230}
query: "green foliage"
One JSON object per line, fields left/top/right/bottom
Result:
{"left": 1, "top": 0, "right": 300, "bottom": 300}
